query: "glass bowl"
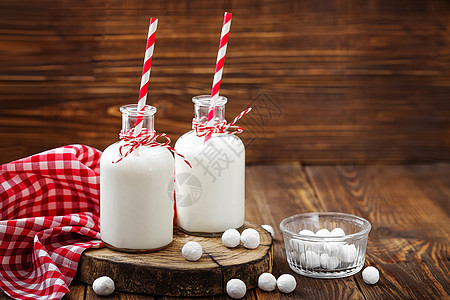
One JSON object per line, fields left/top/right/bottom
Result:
{"left": 280, "top": 212, "right": 371, "bottom": 278}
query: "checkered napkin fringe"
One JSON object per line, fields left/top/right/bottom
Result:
{"left": 0, "top": 145, "right": 104, "bottom": 300}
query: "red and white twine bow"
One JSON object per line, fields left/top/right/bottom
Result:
{"left": 114, "top": 128, "right": 191, "bottom": 167}
{"left": 193, "top": 107, "right": 252, "bottom": 138}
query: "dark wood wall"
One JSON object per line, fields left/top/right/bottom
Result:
{"left": 0, "top": 0, "right": 449, "bottom": 165}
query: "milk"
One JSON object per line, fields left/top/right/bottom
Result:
{"left": 174, "top": 95, "right": 245, "bottom": 235}
{"left": 100, "top": 104, "right": 174, "bottom": 251}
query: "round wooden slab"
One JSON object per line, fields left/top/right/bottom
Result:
{"left": 77, "top": 221, "right": 273, "bottom": 297}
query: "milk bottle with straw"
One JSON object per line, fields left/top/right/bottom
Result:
{"left": 100, "top": 104, "right": 174, "bottom": 251}
{"left": 174, "top": 12, "right": 251, "bottom": 236}
{"left": 100, "top": 18, "right": 176, "bottom": 252}
{"left": 175, "top": 96, "right": 251, "bottom": 235}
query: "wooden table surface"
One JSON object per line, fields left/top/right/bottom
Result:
{"left": 1, "top": 162, "right": 449, "bottom": 299}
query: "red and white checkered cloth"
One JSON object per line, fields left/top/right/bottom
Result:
{"left": 0, "top": 145, "right": 104, "bottom": 300}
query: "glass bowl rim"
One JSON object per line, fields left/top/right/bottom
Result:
{"left": 279, "top": 212, "right": 371, "bottom": 241}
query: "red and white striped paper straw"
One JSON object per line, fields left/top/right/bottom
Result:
{"left": 206, "top": 12, "right": 232, "bottom": 125}
{"left": 135, "top": 17, "right": 158, "bottom": 136}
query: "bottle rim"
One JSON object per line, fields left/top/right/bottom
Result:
{"left": 192, "top": 95, "right": 228, "bottom": 107}
{"left": 119, "top": 104, "right": 157, "bottom": 116}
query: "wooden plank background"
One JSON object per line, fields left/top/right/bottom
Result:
{"left": 0, "top": 0, "right": 449, "bottom": 165}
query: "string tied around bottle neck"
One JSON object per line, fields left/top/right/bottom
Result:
{"left": 113, "top": 128, "right": 191, "bottom": 167}
{"left": 192, "top": 107, "right": 252, "bottom": 140}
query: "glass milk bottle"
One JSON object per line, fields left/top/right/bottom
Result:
{"left": 174, "top": 95, "right": 245, "bottom": 236}
{"left": 100, "top": 104, "right": 174, "bottom": 252}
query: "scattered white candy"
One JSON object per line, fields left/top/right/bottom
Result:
{"left": 261, "top": 224, "right": 275, "bottom": 237}
{"left": 340, "top": 244, "right": 357, "bottom": 263}
{"left": 182, "top": 241, "right": 202, "bottom": 261}
{"left": 277, "top": 274, "right": 296, "bottom": 293}
{"left": 300, "top": 250, "right": 320, "bottom": 269}
{"left": 240, "top": 228, "right": 260, "bottom": 249}
{"left": 222, "top": 229, "right": 241, "bottom": 248}
{"left": 92, "top": 276, "right": 115, "bottom": 296}
{"left": 330, "top": 227, "right": 345, "bottom": 237}
{"left": 258, "top": 273, "right": 277, "bottom": 292}
{"left": 226, "top": 278, "right": 246, "bottom": 299}
{"left": 320, "top": 253, "right": 340, "bottom": 270}
{"left": 316, "top": 228, "right": 331, "bottom": 236}
{"left": 298, "top": 229, "right": 315, "bottom": 236}
{"left": 362, "top": 266, "right": 380, "bottom": 284}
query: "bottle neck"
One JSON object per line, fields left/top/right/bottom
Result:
{"left": 192, "top": 95, "right": 228, "bottom": 123}
{"left": 120, "top": 104, "right": 156, "bottom": 133}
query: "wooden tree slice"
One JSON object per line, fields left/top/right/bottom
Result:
{"left": 77, "top": 221, "right": 274, "bottom": 296}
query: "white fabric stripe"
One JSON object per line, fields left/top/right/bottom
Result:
{"left": 220, "top": 20, "right": 231, "bottom": 39}
{"left": 216, "top": 44, "right": 228, "bottom": 63}
{"left": 140, "top": 69, "right": 151, "bottom": 88}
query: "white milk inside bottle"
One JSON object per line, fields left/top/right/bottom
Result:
{"left": 100, "top": 104, "right": 174, "bottom": 252}
{"left": 174, "top": 95, "right": 245, "bottom": 236}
